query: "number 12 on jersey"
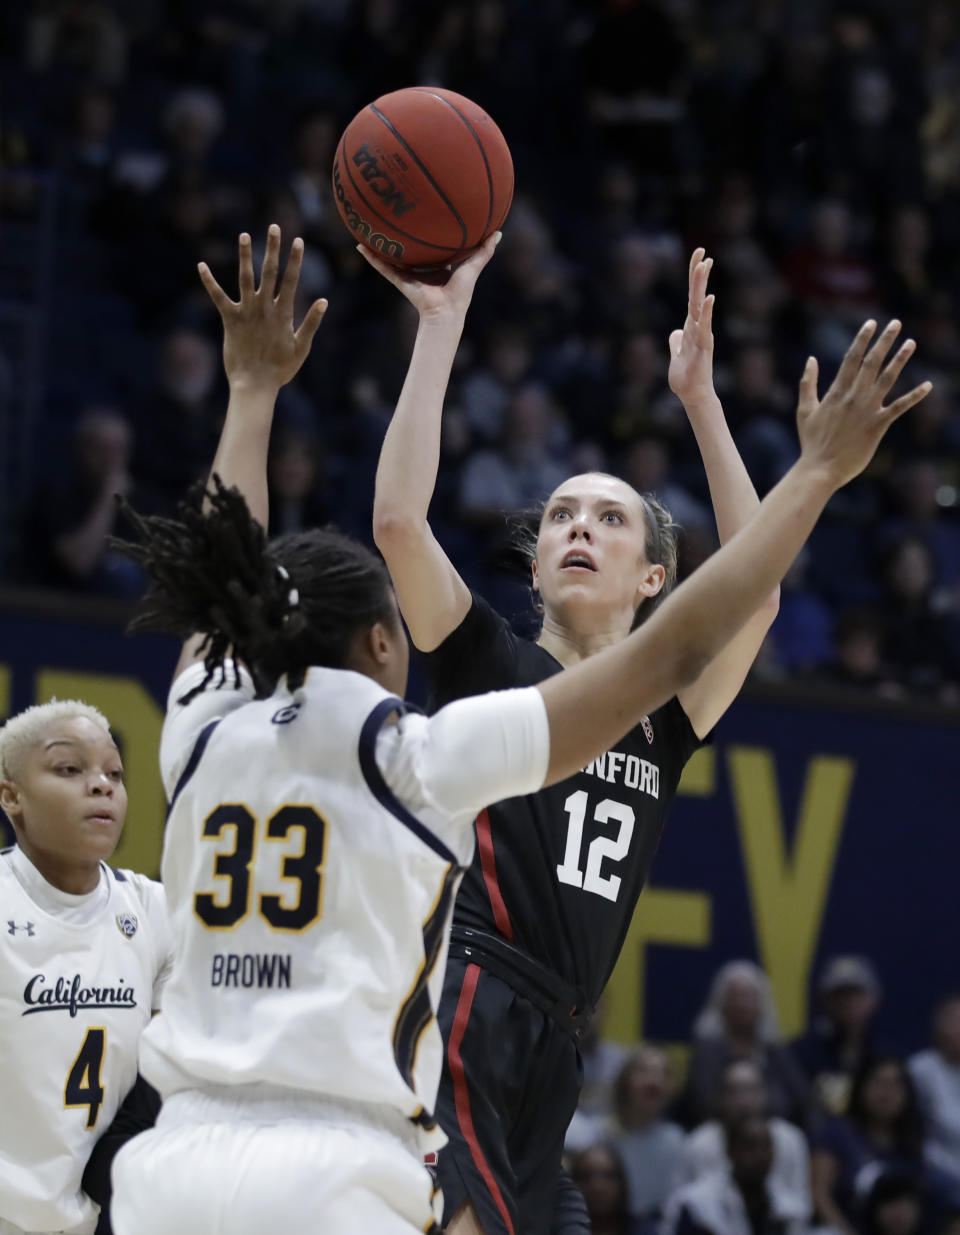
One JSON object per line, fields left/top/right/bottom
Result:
{"left": 556, "top": 790, "right": 635, "bottom": 903}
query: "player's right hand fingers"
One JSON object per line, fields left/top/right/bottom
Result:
{"left": 883, "top": 379, "right": 933, "bottom": 423}
{"left": 294, "top": 297, "right": 329, "bottom": 354}
{"left": 198, "top": 262, "right": 234, "bottom": 315}
{"left": 237, "top": 232, "right": 255, "bottom": 300}
{"left": 259, "top": 223, "right": 281, "bottom": 297}
{"left": 277, "top": 237, "right": 304, "bottom": 315}
{"left": 833, "top": 319, "right": 878, "bottom": 391}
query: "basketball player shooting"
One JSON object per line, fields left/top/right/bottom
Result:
{"left": 366, "top": 237, "right": 929, "bottom": 1235}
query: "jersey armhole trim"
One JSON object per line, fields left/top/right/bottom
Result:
{"left": 358, "top": 697, "right": 458, "bottom": 865}
{"left": 167, "top": 718, "right": 222, "bottom": 814}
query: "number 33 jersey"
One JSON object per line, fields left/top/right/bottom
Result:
{"left": 424, "top": 592, "right": 706, "bottom": 1008}
{"left": 141, "top": 661, "right": 548, "bottom": 1151}
{"left": 0, "top": 849, "right": 171, "bottom": 1234}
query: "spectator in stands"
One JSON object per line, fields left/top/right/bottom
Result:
{"left": 679, "top": 1059, "right": 811, "bottom": 1222}
{"left": 609, "top": 1046, "right": 685, "bottom": 1223}
{"left": 565, "top": 999, "right": 628, "bottom": 1153}
{"left": 133, "top": 328, "right": 222, "bottom": 508}
{"left": 569, "top": 1142, "right": 645, "bottom": 1235}
{"left": 792, "top": 956, "right": 887, "bottom": 1119}
{"left": 21, "top": 406, "right": 148, "bottom": 597}
{"left": 813, "top": 608, "right": 903, "bottom": 697}
{"left": 663, "top": 1115, "right": 809, "bottom": 1235}
{"left": 685, "top": 961, "right": 810, "bottom": 1129}
{"left": 762, "top": 550, "right": 834, "bottom": 678}
{"left": 878, "top": 535, "right": 960, "bottom": 700}
{"left": 861, "top": 1172, "right": 930, "bottom": 1235}
{"left": 266, "top": 426, "right": 331, "bottom": 538}
{"left": 810, "top": 1055, "right": 960, "bottom": 1235}
{"left": 458, "top": 382, "right": 569, "bottom": 526}
{"left": 910, "top": 993, "right": 960, "bottom": 1187}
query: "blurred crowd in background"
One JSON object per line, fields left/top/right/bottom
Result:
{"left": 3, "top": 0, "right": 960, "bottom": 703}
{"left": 565, "top": 958, "right": 960, "bottom": 1235}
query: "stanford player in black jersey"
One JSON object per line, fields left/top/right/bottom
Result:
{"left": 365, "top": 236, "right": 928, "bottom": 1235}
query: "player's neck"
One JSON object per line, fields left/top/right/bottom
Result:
{"left": 17, "top": 843, "right": 101, "bottom": 896}
{"left": 537, "top": 616, "right": 629, "bottom": 667}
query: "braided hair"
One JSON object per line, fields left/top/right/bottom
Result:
{"left": 114, "top": 476, "right": 398, "bottom": 701}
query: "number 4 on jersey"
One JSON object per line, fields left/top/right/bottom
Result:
{"left": 556, "top": 790, "right": 635, "bottom": 902}
{"left": 64, "top": 1027, "right": 106, "bottom": 1128}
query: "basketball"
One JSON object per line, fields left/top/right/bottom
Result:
{"left": 332, "top": 86, "right": 514, "bottom": 271}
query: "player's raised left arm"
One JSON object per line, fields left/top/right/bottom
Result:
{"left": 667, "top": 249, "right": 779, "bottom": 738}
{"left": 172, "top": 225, "right": 328, "bottom": 679}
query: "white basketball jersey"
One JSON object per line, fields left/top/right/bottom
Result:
{"left": 0, "top": 852, "right": 171, "bottom": 1233}
{"left": 142, "top": 664, "right": 481, "bottom": 1152}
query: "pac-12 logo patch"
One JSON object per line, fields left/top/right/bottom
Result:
{"left": 116, "top": 912, "right": 138, "bottom": 939}
{"left": 640, "top": 715, "right": 654, "bottom": 745}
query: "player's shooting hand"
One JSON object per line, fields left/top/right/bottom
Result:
{"left": 667, "top": 247, "right": 716, "bottom": 413}
{"left": 356, "top": 230, "right": 501, "bottom": 322}
{"left": 796, "top": 319, "right": 932, "bottom": 489}
{"left": 198, "top": 224, "right": 328, "bottom": 392}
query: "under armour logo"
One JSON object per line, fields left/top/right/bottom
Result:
{"left": 8, "top": 920, "right": 35, "bottom": 936}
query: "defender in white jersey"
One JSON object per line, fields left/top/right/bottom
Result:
{"left": 0, "top": 701, "right": 171, "bottom": 1235}
{"left": 110, "top": 226, "right": 929, "bottom": 1235}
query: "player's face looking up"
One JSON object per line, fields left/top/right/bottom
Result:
{"left": 0, "top": 716, "right": 126, "bottom": 893}
{"left": 532, "top": 473, "right": 666, "bottom": 635}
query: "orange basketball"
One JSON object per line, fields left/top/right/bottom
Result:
{"left": 332, "top": 87, "right": 514, "bottom": 270}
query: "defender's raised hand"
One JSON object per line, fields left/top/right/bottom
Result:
{"left": 356, "top": 230, "right": 501, "bottom": 321}
{"left": 797, "top": 320, "right": 932, "bottom": 488}
{"left": 199, "top": 224, "right": 328, "bottom": 392}
{"left": 668, "top": 247, "right": 716, "bottom": 411}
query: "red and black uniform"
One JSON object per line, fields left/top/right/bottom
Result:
{"left": 425, "top": 593, "right": 704, "bottom": 1235}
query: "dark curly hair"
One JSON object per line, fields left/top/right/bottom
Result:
{"left": 113, "top": 476, "right": 398, "bottom": 700}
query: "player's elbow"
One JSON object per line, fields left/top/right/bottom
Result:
{"left": 372, "top": 509, "right": 429, "bottom": 556}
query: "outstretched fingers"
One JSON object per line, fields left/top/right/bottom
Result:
{"left": 797, "top": 354, "right": 819, "bottom": 415}
{"left": 258, "top": 223, "right": 281, "bottom": 297}
{"left": 875, "top": 336, "right": 917, "bottom": 398}
{"left": 883, "top": 379, "right": 933, "bottom": 423}
{"left": 834, "top": 319, "right": 878, "bottom": 390}
{"left": 860, "top": 319, "right": 902, "bottom": 381}
{"left": 198, "top": 261, "right": 234, "bottom": 316}
{"left": 293, "top": 297, "right": 329, "bottom": 357}
{"left": 276, "top": 236, "right": 304, "bottom": 316}
{"left": 237, "top": 232, "right": 255, "bottom": 301}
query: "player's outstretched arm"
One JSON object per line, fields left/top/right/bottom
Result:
{"left": 199, "top": 223, "right": 327, "bottom": 527}
{"left": 667, "top": 248, "right": 779, "bottom": 737}
{"left": 538, "top": 320, "right": 931, "bottom": 784}
{"left": 364, "top": 235, "right": 500, "bottom": 651}
{"left": 174, "top": 224, "right": 327, "bottom": 679}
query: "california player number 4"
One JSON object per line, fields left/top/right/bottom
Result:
{"left": 555, "top": 790, "right": 635, "bottom": 903}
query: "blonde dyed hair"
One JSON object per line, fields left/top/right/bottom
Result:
{"left": 0, "top": 700, "right": 113, "bottom": 780}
